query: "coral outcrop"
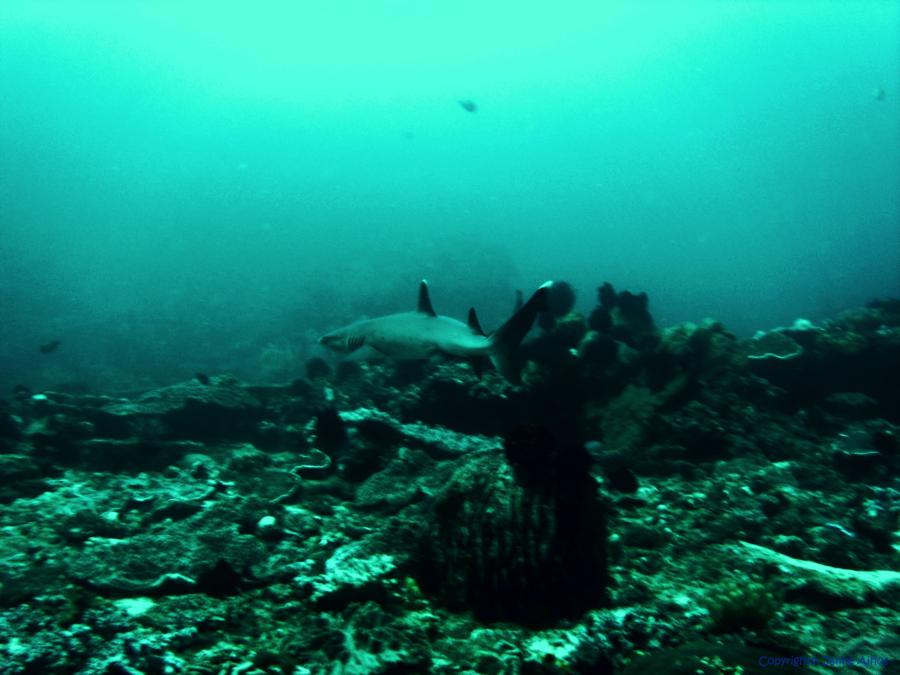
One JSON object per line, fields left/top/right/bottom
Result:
{"left": 0, "top": 288, "right": 897, "bottom": 673}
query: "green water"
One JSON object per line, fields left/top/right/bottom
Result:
{"left": 1, "top": 2, "right": 898, "bottom": 388}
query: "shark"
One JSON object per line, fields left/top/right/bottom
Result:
{"left": 319, "top": 280, "right": 553, "bottom": 380}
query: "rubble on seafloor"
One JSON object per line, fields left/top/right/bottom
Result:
{"left": 1, "top": 287, "right": 898, "bottom": 674}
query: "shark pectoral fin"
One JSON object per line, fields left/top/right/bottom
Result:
{"left": 343, "top": 345, "right": 377, "bottom": 362}
{"left": 366, "top": 342, "right": 392, "bottom": 356}
{"left": 417, "top": 280, "right": 437, "bottom": 316}
{"left": 346, "top": 335, "right": 366, "bottom": 352}
{"left": 467, "top": 308, "right": 485, "bottom": 336}
{"left": 469, "top": 356, "right": 486, "bottom": 379}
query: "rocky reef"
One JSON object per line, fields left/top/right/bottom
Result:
{"left": 0, "top": 286, "right": 898, "bottom": 673}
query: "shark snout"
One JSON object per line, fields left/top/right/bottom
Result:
{"left": 319, "top": 333, "right": 344, "bottom": 352}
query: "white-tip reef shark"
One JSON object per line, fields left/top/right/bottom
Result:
{"left": 319, "top": 280, "right": 553, "bottom": 380}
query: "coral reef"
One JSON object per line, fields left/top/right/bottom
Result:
{"left": 0, "top": 288, "right": 898, "bottom": 673}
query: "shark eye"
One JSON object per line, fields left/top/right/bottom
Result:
{"left": 347, "top": 336, "right": 365, "bottom": 351}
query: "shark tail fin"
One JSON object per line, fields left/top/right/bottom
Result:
{"left": 467, "top": 307, "right": 485, "bottom": 335}
{"left": 489, "top": 281, "right": 552, "bottom": 380}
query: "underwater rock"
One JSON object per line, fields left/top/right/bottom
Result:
{"left": 0, "top": 412, "right": 24, "bottom": 457}
{"left": 101, "top": 375, "right": 264, "bottom": 441}
{"left": 745, "top": 329, "right": 804, "bottom": 361}
{"left": 578, "top": 330, "right": 619, "bottom": 377}
{"left": 19, "top": 411, "right": 91, "bottom": 462}
{"left": 0, "top": 410, "right": 23, "bottom": 443}
{"left": 69, "top": 500, "right": 268, "bottom": 596}
{"left": 0, "top": 530, "right": 68, "bottom": 607}
{"left": 310, "top": 539, "right": 399, "bottom": 609}
{"left": 334, "top": 359, "right": 364, "bottom": 382}
{"left": 658, "top": 319, "right": 739, "bottom": 375}
{"left": 301, "top": 601, "right": 433, "bottom": 672}
{"left": 398, "top": 362, "right": 521, "bottom": 435}
{"left": 305, "top": 356, "right": 332, "bottom": 380}
{"left": 304, "top": 405, "right": 506, "bottom": 484}
{"left": 830, "top": 422, "right": 900, "bottom": 481}
{"left": 605, "top": 466, "right": 640, "bottom": 494}
{"left": 354, "top": 448, "right": 434, "bottom": 511}
{"left": 625, "top": 319, "right": 744, "bottom": 411}
{"left": 655, "top": 400, "right": 732, "bottom": 461}
{"left": 742, "top": 305, "right": 900, "bottom": 419}
{"left": 545, "top": 310, "right": 588, "bottom": 348}
{"left": 340, "top": 406, "right": 500, "bottom": 460}
{"left": 620, "top": 640, "right": 798, "bottom": 675}
{"left": 736, "top": 541, "right": 900, "bottom": 609}
{"left": 0, "top": 454, "right": 52, "bottom": 503}
{"left": 75, "top": 438, "right": 205, "bottom": 471}
{"left": 593, "top": 384, "right": 659, "bottom": 455}
{"left": 824, "top": 391, "right": 878, "bottom": 419}
{"left": 313, "top": 407, "right": 347, "bottom": 457}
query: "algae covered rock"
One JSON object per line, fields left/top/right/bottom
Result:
{"left": 745, "top": 329, "right": 805, "bottom": 362}
{"left": 0, "top": 453, "right": 52, "bottom": 503}
{"left": 67, "top": 493, "right": 270, "bottom": 596}
{"left": 101, "top": 375, "right": 264, "bottom": 441}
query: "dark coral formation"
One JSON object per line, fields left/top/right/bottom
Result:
{"left": 742, "top": 301, "right": 900, "bottom": 420}
{"left": 418, "top": 424, "right": 607, "bottom": 626}
{"left": 0, "top": 287, "right": 898, "bottom": 672}
{"left": 589, "top": 282, "right": 658, "bottom": 351}
{"left": 538, "top": 279, "right": 578, "bottom": 332}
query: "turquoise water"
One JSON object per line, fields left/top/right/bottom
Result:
{"left": 1, "top": 2, "right": 898, "bottom": 389}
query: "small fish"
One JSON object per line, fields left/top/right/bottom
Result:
{"left": 39, "top": 340, "right": 60, "bottom": 354}
{"left": 873, "top": 87, "right": 886, "bottom": 101}
{"left": 12, "top": 384, "right": 32, "bottom": 399}
{"left": 320, "top": 280, "right": 551, "bottom": 380}
{"left": 458, "top": 99, "right": 478, "bottom": 113}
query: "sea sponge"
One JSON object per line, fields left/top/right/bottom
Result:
{"left": 417, "top": 427, "right": 608, "bottom": 626}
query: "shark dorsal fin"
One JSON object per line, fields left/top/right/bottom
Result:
{"left": 417, "top": 280, "right": 437, "bottom": 316}
{"left": 467, "top": 307, "right": 485, "bottom": 335}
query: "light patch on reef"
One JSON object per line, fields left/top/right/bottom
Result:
{"left": 114, "top": 596, "right": 156, "bottom": 617}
